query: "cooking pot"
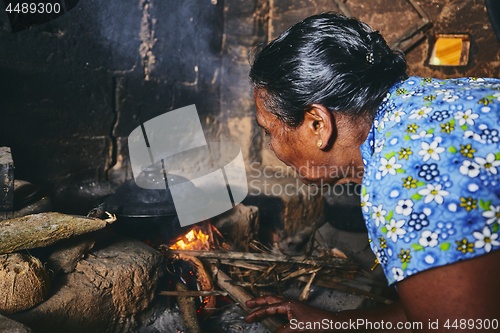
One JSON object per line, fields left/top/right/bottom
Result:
{"left": 101, "top": 166, "right": 196, "bottom": 246}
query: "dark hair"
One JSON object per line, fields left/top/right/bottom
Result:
{"left": 250, "top": 12, "right": 407, "bottom": 127}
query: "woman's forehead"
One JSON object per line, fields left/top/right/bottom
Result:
{"left": 254, "top": 94, "right": 271, "bottom": 128}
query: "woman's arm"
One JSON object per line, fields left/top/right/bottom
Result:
{"left": 246, "top": 296, "right": 410, "bottom": 332}
{"left": 246, "top": 250, "right": 500, "bottom": 332}
{"left": 396, "top": 249, "right": 500, "bottom": 333}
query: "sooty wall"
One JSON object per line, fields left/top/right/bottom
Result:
{"left": 0, "top": 0, "right": 498, "bottom": 197}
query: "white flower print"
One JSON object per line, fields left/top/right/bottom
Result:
{"left": 435, "top": 88, "right": 454, "bottom": 95}
{"left": 483, "top": 205, "right": 500, "bottom": 225}
{"left": 442, "top": 94, "right": 459, "bottom": 103}
{"left": 389, "top": 109, "right": 406, "bottom": 123}
{"left": 434, "top": 89, "right": 459, "bottom": 102}
{"left": 425, "top": 81, "right": 441, "bottom": 87}
{"left": 409, "top": 107, "right": 432, "bottom": 120}
{"left": 395, "top": 199, "right": 413, "bottom": 216}
{"left": 418, "top": 139, "right": 445, "bottom": 162}
{"left": 474, "top": 153, "right": 500, "bottom": 175}
{"left": 375, "top": 112, "right": 390, "bottom": 129}
{"left": 392, "top": 267, "right": 405, "bottom": 282}
{"left": 477, "top": 124, "right": 499, "bottom": 144}
{"left": 371, "top": 204, "right": 387, "bottom": 227}
{"left": 454, "top": 109, "right": 478, "bottom": 126}
{"left": 378, "top": 156, "right": 402, "bottom": 177}
{"left": 419, "top": 230, "right": 439, "bottom": 247}
{"left": 410, "top": 130, "right": 433, "bottom": 140}
{"left": 480, "top": 106, "right": 491, "bottom": 113}
{"left": 391, "top": 267, "right": 405, "bottom": 282}
{"left": 463, "top": 130, "right": 484, "bottom": 143}
{"left": 400, "top": 90, "right": 415, "bottom": 99}
{"left": 361, "top": 193, "right": 372, "bottom": 214}
{"left": 374, "top": 139, "right": 385, "bottom": 154}
{"left": 380, "top": 113, "right": 390, "bottom": 128}
{"left": 386, "top": 219, "right": 406, "bottom": 242}
{"left": 459, "top": 160, "right": 481, "bottom": 178}
{"left": 424, "top": 254, "right": 436, "bottom": 264}
{"left": 468, "top": 78, "right": 485, "bottom": 84}
{"left": 473, "top": 226, "right": 500, "bottom": 253}
{"left": 494, "top": 91, "right": 500, "bottom": 102}
{"left": 418, "top": 184, "right": 450, "bottom": 204}
{"left": 434, "top": 89, "right": 453, "bottom": 96}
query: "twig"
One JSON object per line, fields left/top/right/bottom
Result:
{"left": 219, "top": 260, "right": 267, "bottom": 271}
{"left": 299, "top": 270, "right": 319, "bottom": 302}
{"left": 249, "top": 240, "right": 273, "bottom": 253}
{"left": 298, "top": 276, "right": 393, "bottom": 305}
{"left": 281, "top": 267, "right": 321, "bottom": 282}
{"left": 253, "top": 264, "right": 277, "bottom": 286}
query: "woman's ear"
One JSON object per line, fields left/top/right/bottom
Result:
{"left": 303, "top": 104, "right": 335, "bottom": 149}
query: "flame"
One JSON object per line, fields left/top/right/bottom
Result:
{"left": 169, "top": 227, "right": 211, "bottom": 251}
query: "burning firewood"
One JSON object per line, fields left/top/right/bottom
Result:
{"left": 159, "top": 219, "right": 390, "bottom": 333}
{"left": 167, "top": 252, "right": 217, "bottom": 314}
{"left": 164, "top": 248, "right": 390, "bottom": 305}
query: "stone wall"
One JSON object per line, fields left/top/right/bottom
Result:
{"left": 0, "top": 0, "right": 498, "bottom": 193}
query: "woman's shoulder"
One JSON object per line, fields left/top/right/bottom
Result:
{"left": 385, "top": 76, "right": 500, "bottom": 104}
{"left": 376, "top": 76, "right": 499, "bottom": 132}
{"left": 362, "top": 75, "right": 500, "bottom": 285}
{"left": 397, "top": 76, "right": 500, "bottom": 88}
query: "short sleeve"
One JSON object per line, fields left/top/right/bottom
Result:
{"left": 361, "top": 77, "right": 500, "bottom": 285}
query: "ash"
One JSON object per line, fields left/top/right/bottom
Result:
{"left": 134, "top": 302, "right": 269, "bottom": 333}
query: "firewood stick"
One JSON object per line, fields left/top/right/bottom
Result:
{"left": 176, "top": 282, "right": 201, "bottom": 333}
{"left": 0, "top": 212, "right": 115, "bottom": 254}
{"left": 299, "top": 270, "right": 318, "bottom": 302}
{"left": 219, "top": 259, "right": 267, "bottom": 271}
{"left": 281, "top": 266, "right": 321, "bottom": 281}
{"left": 212, "top": 265, "right": 283, "bottom": 332}
{"left": 169, "top": 252, "right": 217, "bottom": 311}
{"left": 159, "top": 290, "right": 228, "bottom": 297}
{"left": 297, "top": 276, "right": 393, "bottom": 305}
{"left": 166, "top": 249, "right": 350, "bottom": 268}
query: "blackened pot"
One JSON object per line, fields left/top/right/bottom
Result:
{"left": 102, "top": 170, "right": 193, "bottom": 246}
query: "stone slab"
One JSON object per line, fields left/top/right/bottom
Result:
{"left": 10, "top": 234, "right": 164, "bottom": 333}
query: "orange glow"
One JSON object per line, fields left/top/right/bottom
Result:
{"left": 169, "top": 227, "right": 211, "bottom": 251}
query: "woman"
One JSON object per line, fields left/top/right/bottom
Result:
{"left": 245, "top": 12, "right": 500, "bottom": 332}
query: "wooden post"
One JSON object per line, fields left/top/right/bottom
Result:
{"left": 0, "top": 147, "right": 14, "bottom": 212}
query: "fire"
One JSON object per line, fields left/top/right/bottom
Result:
{"left": 169, "top": 227, "right": 211, "bottom": 251}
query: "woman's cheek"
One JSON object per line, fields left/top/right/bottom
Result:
{"left": 268, "top": 140, "right": 274, "bottom": 152}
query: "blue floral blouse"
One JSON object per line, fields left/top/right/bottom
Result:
{"left": 360, "top": 76, "right": 500, "bottom": 285}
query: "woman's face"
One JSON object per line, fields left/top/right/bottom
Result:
{"left": 254, "top": 89, "right": 366, "bottom": 185}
